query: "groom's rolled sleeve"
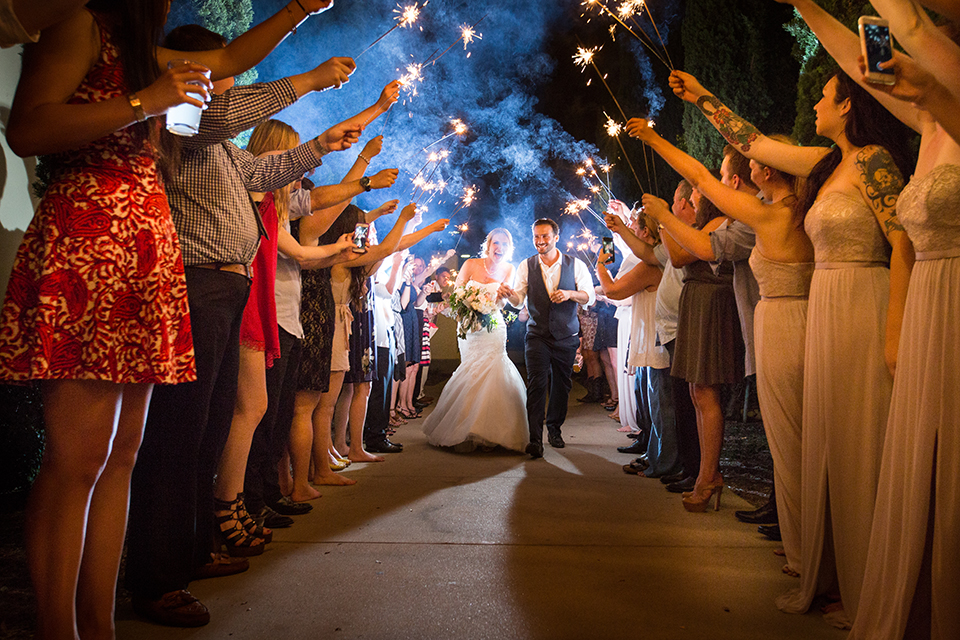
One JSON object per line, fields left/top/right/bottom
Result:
{"left": 511, "top": 260, "right": 530, "bottom": 307}
{"left": 574, "top": 258, "right": 596, "bottom": 308}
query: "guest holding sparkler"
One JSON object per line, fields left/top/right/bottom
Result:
{"left": 670, "top": 63, "right": 914, "bottom": 624}
{"left": 627, "top": 117, "right": 813, "bottom": 577}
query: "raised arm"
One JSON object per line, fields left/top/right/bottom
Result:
{"left": 780, "top": 0, "right": 921, "bottom": 131}
{"left": 309, "top": 168, "right": 398, "bottom": 210}
{"left": 669, "top": 70, "right": 830, "bottom": 177}
{"left": 396, "top": 218, "right": 450, "bottom": 252}
{"left": 6, "top": 10, "right": 211, "bottom": 157}
{"left": 338, "top": 203, "right": 418, "bottom": 268}
{"left": 156, "top": 0, "right": 338, "bottom": 81}
{"left": 641, "top": 194, "right": 721, "bottom": 266}
{"left": 626, "top": 118, "right": 777, "bottom": 230}
{"left": 595, "top": 256, "right": 661, "bottom": 300}
{"left": 278, "top": 229, "right": 354, "bottom": 269}
{"left": 870, "top": 0, "right": 960, "bottom": 101}
{"left": 604, "top": 214, "right": 661, "bottom": 266}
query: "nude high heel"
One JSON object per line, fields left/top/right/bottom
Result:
{"left": 681, "top": 476, "right": 724, "bottom": 513}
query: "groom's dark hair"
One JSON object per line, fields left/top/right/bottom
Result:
{"left": 532, "top": 218, "right": 559, "bottom": 235}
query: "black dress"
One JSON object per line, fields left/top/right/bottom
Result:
{"left": 294, "top": 219, "right": 334, "bottom": 393}
{"left": 398, "top": 281, "right": 421, "bottom": 365}
{"left": 344, "top": 278, "right": 376, "bottom": 384}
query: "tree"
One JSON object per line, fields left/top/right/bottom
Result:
{"left": 680, "top": 0, "right": 800, "bottom": 167}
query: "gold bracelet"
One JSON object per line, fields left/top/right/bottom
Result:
{"left": 128, "top": 93, "right": 146, "bottom": 123}
{"left": 358, "top": 153, "right": 370, "bottom": 165}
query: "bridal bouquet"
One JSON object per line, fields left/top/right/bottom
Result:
{"left": 447, "top": 282, "right": 503, "bottom": 339}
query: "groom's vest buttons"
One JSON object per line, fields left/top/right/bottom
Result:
{"left": 526, "top": 253, "right": 580, "bottom": 340}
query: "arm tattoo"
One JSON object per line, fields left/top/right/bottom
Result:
{"left": 696, "top": 95, "right": 761, "bottom": 151}
{"left": 856, "top": 147, "right": 906, "bottom": 237}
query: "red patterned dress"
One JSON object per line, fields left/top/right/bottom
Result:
{"left": 0, "top": 15, "right": 196, "bottom": 384}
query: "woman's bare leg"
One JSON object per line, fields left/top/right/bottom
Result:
{"left": 290, "top": 390, "right": 322, "bottom": 501}
{"left": 75, "top": 383, "right": 153, "bottom": 640}
{"left": 332, "top": 382, "right": 353, "bottom": 455}
{"left": 214, "top": 347, "right": 267, "bottom": 503}
{"left": 311, "top": 372, "right": 357, "bottom": 484}
{"left": 347, "top": 381, "right": 382, "bottom": 462}
{"left": 29, "top": 379, "right": 124, "bottom": 639}
{"left": 691, "top": 383, "right": 724, "bottom": 490}
{"left": 601, "top": 347, "right": 619, "bottom": 403}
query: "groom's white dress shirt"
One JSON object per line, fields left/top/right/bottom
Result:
{"left": 512, "top": 253, "right": 596, "bottom": 308}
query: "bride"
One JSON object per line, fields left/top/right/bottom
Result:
{"left": 422, "top": 228, "right": 529, "bottom": 452}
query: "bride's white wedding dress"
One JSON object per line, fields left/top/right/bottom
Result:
{"left": 422, "top": 281, "right": 529, "bottom": 452}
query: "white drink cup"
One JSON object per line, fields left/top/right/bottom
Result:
{"left": 165, "top": 59, "right": 210, "bottom": 136}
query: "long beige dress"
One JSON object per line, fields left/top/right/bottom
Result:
{"left": 849, "top": 164, "right": 960, "bottom": 640}
{"left": 776, "top": 192, "right": 893, "bottom": 629}
{"left": 749, "top": 248, "right": 813, "bottom": 577}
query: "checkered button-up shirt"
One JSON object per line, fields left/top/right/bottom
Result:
{"left": 166, "top": 78, "right": 326, "bottom": 267}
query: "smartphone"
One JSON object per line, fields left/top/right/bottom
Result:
{"left": 601, "top": 236, "right": 615, "bottom": 264}
{"left": 859, "top": 16, "right": 895, "bottom": 86}
{"left": 352, "top": 223, "right": 369, "bottom": 252}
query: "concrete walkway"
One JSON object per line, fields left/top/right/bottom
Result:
{"left": 116, "top": 388, "right": 846, "bottom": 640}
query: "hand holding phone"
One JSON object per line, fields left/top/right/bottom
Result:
{"left": 859, "top": 16, "right": 895, "bottom": 86}
{"left": 601, "top": 236, "right": 615, "bottom": 264}
{"left": 352, "top": 223, "right": 369, "bottom": 252}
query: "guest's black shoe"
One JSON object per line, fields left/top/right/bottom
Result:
{"left": 735, "top": 501, "right": 778, "bottom": 525}
{"left": 627, "top": 431, "right": 643, "bottom": 439}
{"left": 622, "top": 457, "right": 649, "bottom": 475}
{"left": 666, "top": 476, "right": 696, "bottom": 493}
{"left": 547, "top": 433, "right": 565, "bottom": 448}
{"left": 257, "top": 506, "right": 293, "bottom": 529}
{"left": 268, "top": 496, "right": 313, "bottom": 516}
{"left": 758, "top": 524, "right": 782, "bottom": 541}
{"left": 659, "top": 471, "right": 687, "bottom": 485}
{"left": 617, "top": 441, "right": 646, "bottom": 454}
{"left": 525, "top": 442, "right": 544, "bottom": 458}
{"left": 366, "top": 438, "right": 404, "bottom": 454}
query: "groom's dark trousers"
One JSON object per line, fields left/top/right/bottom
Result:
{"left": 525, "top": 333, "right": 579, "bottom": 443}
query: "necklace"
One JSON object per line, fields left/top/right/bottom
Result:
{"left": 482, "top": 257, "right": 501, "bottom": 281}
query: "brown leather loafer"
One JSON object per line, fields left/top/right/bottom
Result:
{"left": 193, "top": 552, "right": 250, "bottom": 580}
{"left": 133, "top": 589, "right": 210, "bottom": 627}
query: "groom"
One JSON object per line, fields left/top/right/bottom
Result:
{"left": 504, "top": 218, "right": 595, "bottom": 458}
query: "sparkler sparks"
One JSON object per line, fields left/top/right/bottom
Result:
{"left": 573, "top": 46, "right": 600, "bottom": 71}
{"left": 357, "top": 1, "right": 430, "bottom": 58}
{"left": 604, "top": 114, "right": 623, "bottom": 138}
{"left": 398, "top": 62, "right": 424, "bottom": 98}
{"left": 460, "top": 24, "right": 481, "bottom": 49}
{"left": 617, "top": 0, "right": 644, "bottom": 19}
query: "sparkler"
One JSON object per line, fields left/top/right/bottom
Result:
{"left": 580, "top": 0, "right": 673, "bottom": 70}
{"left": 602, "top": 110, "right": 649, "bottom": 194}
{"left": 397, "top": 62, "right": 425, "bottom": 99}
{"left": 357, "top": 1, "right": 429, "bottom": 58}
{"left": 425, "top": 14, "right": 488, "bottom": 66}
{"left": 422, "top": 118, "right": 469, "bottom": 150}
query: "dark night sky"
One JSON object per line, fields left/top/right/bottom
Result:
{"left": 168, "top": 1, "right": 714, "bottom": 261}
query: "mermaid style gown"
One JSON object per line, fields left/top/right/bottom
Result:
{"left": 749, "top": 248, "right": 813, "bottom": 577}
{"left": 777, "top": 192, "right": 893, "bottom": 628}
{"left": 422, "top": 281, "right": 528, "bottom": 452}
{"left": 849, "top": 164, "right": 960, "bottom": 640}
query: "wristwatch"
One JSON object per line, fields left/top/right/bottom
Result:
{"left": 359, "top": 176, "right": 372, "bottom": 192}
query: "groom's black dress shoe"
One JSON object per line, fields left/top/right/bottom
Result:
{"left": 758, "top": 524, "right": 782, "bottom": 541}
{"left": 617, "top": 441, "right": 646, "bottom": 454}
{"left": 525, "top": 442, "right": 544, "bottom": 459}
{"left": 735, "top": 501, "right": 778, "bottom": 525}
{"left": 665, "top": 476, "right": 696, "bottom": 493}
{"left": 365, "top": 439, "right": 403, "bottom": 454}
{"left": 547, "top": 434, "right": 565, "bottom": 449}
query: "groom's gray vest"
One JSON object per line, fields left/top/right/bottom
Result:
{"left": 526, "top": 253, "right": 580, "bottom": 340}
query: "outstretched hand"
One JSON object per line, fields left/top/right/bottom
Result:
{"left": 312, "top": 57, "right": 356, "bottom": 91}
{"left": 317, "top": 120, "right": 362, "bottom": 152}
{"left": 668, "top": 70, "right": 709, "bottom": 104}
{"left": 640, "top": 194, "right": 671, "bottom": 221}
{"left": 604, "top": 212, "right": 627, "bottom": 235}
{"left": 861, "top": 52, "right": 939, "bottom": 108}
{"left": 625, "top": 117, "right": 658, "bottom": 143}
{"left": 378, "top": 80, "right": 401, "bottom": 110}
{"left": 361, "top": 134, "right": 384, "bottom": 159}
{"left": 370, "top": 168, "right": 399, "bottom": 189}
